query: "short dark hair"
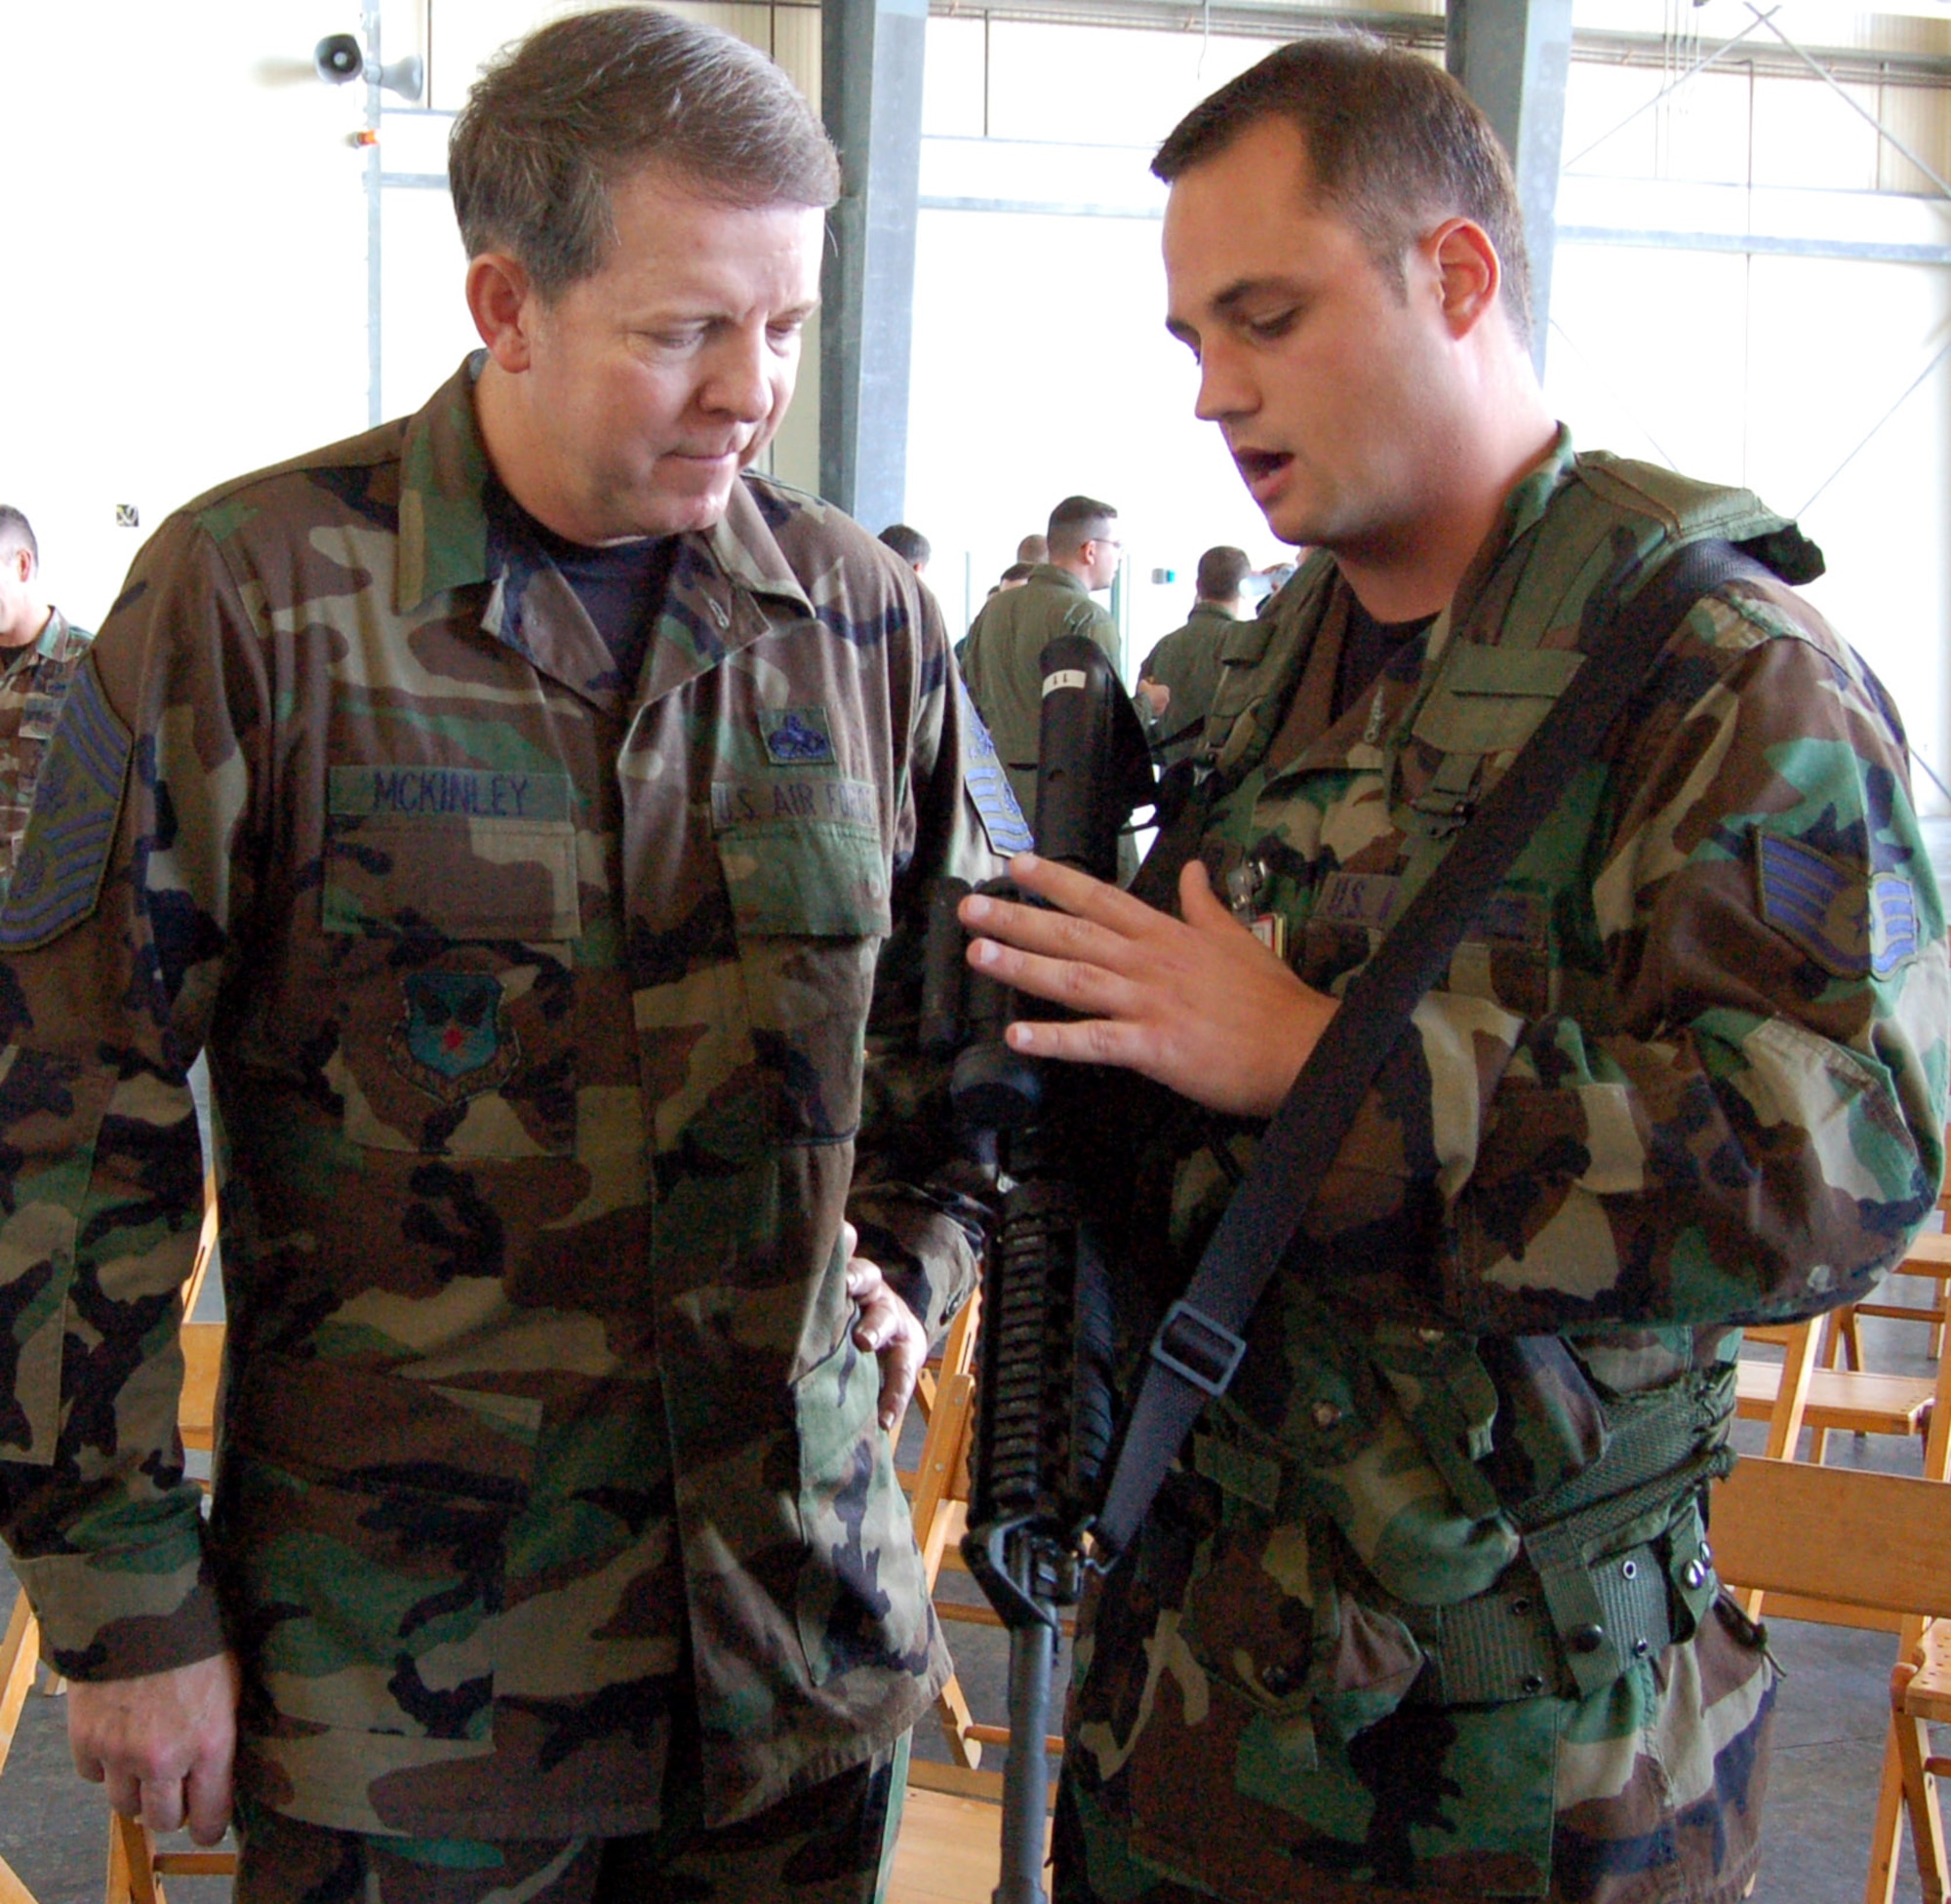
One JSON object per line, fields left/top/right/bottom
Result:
{"left": 1196, "top": 546, "right": 1251, "bottom": 601}
{"left": 451, "top": 6, "right": 840, "bottom": 300}
{"left": 999, "top": 562, "right": 1035, "bottom": 583}
{"left": 1153, "top": 35, "right": 1532, "bottom": 347}
{"left": 878, "top": 524, "right": 931, "bottom": 567}
{"left": 1048, "top": 495, "right": 1118, "bottom": 559}
{"left": 0, "top": 507, "right": 37, "bottom": 567}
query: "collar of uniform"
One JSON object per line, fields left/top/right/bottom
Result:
{"left": 1434, "top": 422, "right": 1578, "bottom": 655}
{"left": 0, "top": 608, "right": 71, "bottom": 680}
{"left": 1493, "top": 421, "right": 1578, "bottom": 557}
{"left": 396, "top": 356, "right": 497, "bottom": 614}
{"left": 1026, "top": 563, "right": 1088, "bottom": 597}
{"left": 32, "top": 608, "right": 72, "bottom": 660}
{"left": 632, "top": 478, "right": 814, "bottom": 707}
{"left": 1188, "top": 601, "right": 1238, "bottom": 626}
{"left": 396, "top": 358, "right": 811, "bottom": 703}
{"left": 700, "top": 478, "right": 814, "bottom": 622}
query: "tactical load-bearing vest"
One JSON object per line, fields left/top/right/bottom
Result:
{"left": 1150, "top": 447, "right": 1823, "bottom": 1724}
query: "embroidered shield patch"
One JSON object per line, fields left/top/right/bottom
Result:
{"left": 386, "top": 971, "right": 520, "bottom": 1105}
{"left": 760, "top": 706, "right": 836, "bottom": 766}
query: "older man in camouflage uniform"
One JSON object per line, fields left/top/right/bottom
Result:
{"left": 960, "top": 39, "right": 1948, "bottom": 1904}
{"left": 0, "top": 505, "right": 93, "bottom": 896}
{"left": 0, "top": 13, "right": 1011, "bottom": 1901}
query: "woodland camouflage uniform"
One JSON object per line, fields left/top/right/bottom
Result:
{"left": 0, "top": 606, "right": 92, "bottom": 893}
{"left": 0, "top": 359, "right": 1011, "bottom": 1844}
{"left": 1056, "top": 429, "right": 1949, "bottom": 1904}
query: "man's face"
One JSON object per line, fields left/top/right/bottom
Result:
{"left": 0, "top": 545, "right": 37, "bottom": 646}
{"left": 1081, "top": 532, "right": 1122, "bottom": 591}
{"left": 1162, "top": 117, "right": 1453, "bottom": 557}
{"left": 510, "top": 167, "right": 823, "bottom": 543}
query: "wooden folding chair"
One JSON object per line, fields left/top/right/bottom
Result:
{"left": 1721, "top": 1329, "right": 1951, "bottom": 1904}
{"left": 900, "top": 1290, "right": 986, "bottom": 1784}
{"left": 897, "top": 1288, "right": 1065, "bottom": 1803}
{"left": 1713, "top": 1450, "right": 1951, "bottom": 1904}
{"left": 1734, "top": 1317, "right": 1933, "bottom": 1471}
{"left": 1829, "top": 1232, "right": 1951, "bottom": 1371}
{"left": 0, "top": 1587, "right": 45, "bottom": 1903}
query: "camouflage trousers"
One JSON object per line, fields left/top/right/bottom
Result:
{"left": 233, "top": 1734, "right": 908, "bottom": 1904}
{"left": 1055, "top": 1483, "right": 1775, "bottom": 1904}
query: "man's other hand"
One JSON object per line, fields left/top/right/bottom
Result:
{"left": 69, "top": 1650, "right": 241, "bottom": 1845}
{"left": 958, "top": 852, "right": 1335, "bottom": 1118}
{"left": 842, "top": 1222, "right": 928, "bottom": 1437}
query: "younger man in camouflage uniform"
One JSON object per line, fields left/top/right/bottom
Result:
{"left": 0, "top": 505, "right": 93, "bottom": 895}
{"left": 0, "top": 12, "right": 1010, "bottom": 1900}
{"left": 960, "top": 38, "right": 1948, "bottom": 1904}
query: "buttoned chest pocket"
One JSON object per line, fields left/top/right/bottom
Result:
{"left": 19, "top": 681, "right": 70, "bottom": 744}
{"left": 321, "top": 775, "right": 584, "bottom": 1159}
{"left": 713, "top": 818, "right": 891, "bottom": 1149}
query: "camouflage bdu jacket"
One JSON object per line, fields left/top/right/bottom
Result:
{"left": 962, "top": 565, "right": 1121, "bottom": 815}
{"left": 0, "top": 607, "right": 93, "bottom": 894}
{"left": 1062, "top": 432, "right": 1949, "bottom": 1904}
{"left": 0, "top": 361, "right": 1009, "bottom": 1841}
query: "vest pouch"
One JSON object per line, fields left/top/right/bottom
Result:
{"left": 1216, "top": 1317, "right": 1521, "bottom": 1611}
{"left": 1398, "top": 645, "right": 1586, "bottom": 835}
{"left": 1477, "top": 1334, "right": 1611, "bottom": 1506}
{"left": 1177, "top": 1440, "right": 1424, "bottom": 1751}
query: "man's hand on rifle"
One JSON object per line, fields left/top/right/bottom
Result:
{"left": 842, "top": 1221, "right": 929, "bottom": 1436}
{"left": 958, "top": 852, "right": 1335, "bottom": 1118}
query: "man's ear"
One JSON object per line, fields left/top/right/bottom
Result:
{"left": 1425, "top": 218, "right": 1502, "bottom": 337}
{"left": 465, "top": 253, "right": 539, "bottom": 372}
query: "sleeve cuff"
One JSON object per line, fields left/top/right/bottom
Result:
{"left": 14, "top": 1540, "right": 225, "bottom": 1682}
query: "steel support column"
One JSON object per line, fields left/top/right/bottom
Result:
{"left": 1446, "top": 0, "right": 1573, "bottom": 374}
{"left": 821, "top": 0, "right": 927, "bottom": 525}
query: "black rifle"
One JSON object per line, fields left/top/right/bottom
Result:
{"left": 922, "top": 634, "right": 1154, "bottom": 1904}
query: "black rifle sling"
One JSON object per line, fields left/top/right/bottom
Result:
{"left": 1092, "top": 537, "right": 1766, "bottom": 1561}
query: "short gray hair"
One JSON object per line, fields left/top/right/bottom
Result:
{"left": 450, "top": 6, "right": 840, "bottom": 300}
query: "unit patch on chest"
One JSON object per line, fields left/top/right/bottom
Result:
{"left": 386, "top": 970, "right": 521, "bottom": 1104}
{"left": 759, "top": 705, "right": 836, "bottom": 766}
